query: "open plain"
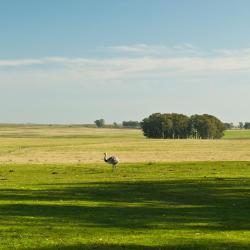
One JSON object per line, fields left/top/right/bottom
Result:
{"left": 0, "top": 125, "right": 250, "bottom": 164}
{"left": 0, "top": 125, "right": 250, "bottom": 249}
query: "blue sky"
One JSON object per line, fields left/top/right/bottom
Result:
{"left": 0, "top": 0, "right": 250, "bottom": 123}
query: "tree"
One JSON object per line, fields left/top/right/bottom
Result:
{"left": 141, "top": 113, "right": 190, "bottom": 139}
{"left": 113, "top": 122, "right": 119, "bottom": 128}
{"left": 171, "top": 113, "right": 190, "bottom": 139}
{"left": 189, "top": 114, "right": 225, "bottom": 139}
{"left": 141, "top": 113, "right": 165, "bottom": 138}
{"left": 244, "top": 122, "right": 250, "bottom": 129}
{"left": 239, "top": 122, "right": 244, "bottom": 129}
{"left": 122, "top": 121, "right": 140, "bottom": 128}
{"left": 141, "top": 113, "right": 225, "bottom": 139}
{"left": 94, "top": 119, "right": 105, "bottom": 128}
{"left": 161, "top": 113, "right": 173, "bottom": 138}
{"left": 224, "top": 123, "right": 234, "bottom": 130}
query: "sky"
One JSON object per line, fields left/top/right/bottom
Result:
{"left": 0, "top": 0, "right": 250, "bottom": 124}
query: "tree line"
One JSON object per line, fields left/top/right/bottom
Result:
{"left": 141, "top": 113, "right": 225, "bottom": 139}
{"left": 224, "top": 122, "right": 250, "bottom": 130}
{"left": 94, "top": 119, "right": 140, "bottom": 128}
{"left": 238, "top": 122, "right": 250, "bottom": 129}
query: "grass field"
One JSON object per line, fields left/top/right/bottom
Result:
{"left": 1, "top": 162, "right": 250, "bottom": 249}
{"left": 0, "top": 125, "right": 250, "bottom": 249}
{"left": 223, "top": 129, "right": 250, "bottom": 139}
{"left": 0, "top": 125, "right": 250, "bottom": 164}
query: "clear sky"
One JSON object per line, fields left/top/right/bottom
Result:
{"left": 1, "top": 0, "right": 250, "bottom": 124}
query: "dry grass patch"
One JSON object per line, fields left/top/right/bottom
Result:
{"left": 0, "top": 125, "right": 250, "bottom": 164}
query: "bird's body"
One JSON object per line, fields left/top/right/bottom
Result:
{"left": 104, "top": 153, "right": 119, "bottom": 170}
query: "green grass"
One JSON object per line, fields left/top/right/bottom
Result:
{"left": 1, "top": 162, "right": 250, "bottom": 249}
{"left": 0, "top": 125, "right": 250, "bottom": 249}
{"left": 223, "top": 129, "right": 250, "bottom": 139}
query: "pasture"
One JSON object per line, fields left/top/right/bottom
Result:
{"left": 0, "top": 125, "right": 250, "bottom": 249}
{"left": 223, "top": 129, "right": 250, "bottom": 139}
{"left": 0, "top": 125, "right": 250, "bottom": 164}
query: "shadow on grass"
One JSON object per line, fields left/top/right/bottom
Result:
{"left": 26, "top": 241, "right": 250, "bottom": 250}
{"left": 0, "top": 179, "right": 250, "bottom": 232}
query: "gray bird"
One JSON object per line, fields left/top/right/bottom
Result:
{"left": 104, "top": 152, "right": 119, "bottom": 171}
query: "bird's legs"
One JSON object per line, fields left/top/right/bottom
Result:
{"left": 112, "top": 164, "right": 117, "bottom": 171}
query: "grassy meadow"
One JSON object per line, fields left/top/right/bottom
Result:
{"left": 0, "top": 125, "right": 250, "bottom": 164}
{"left": 223, "top": 129, "right": 250, "bottom": 139}
{"left": 0, "top": 125, "right": 250, "bottom": 249}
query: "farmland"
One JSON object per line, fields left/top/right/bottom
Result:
{"left": 0, "top": 125, "right": 250, "bottom": 249}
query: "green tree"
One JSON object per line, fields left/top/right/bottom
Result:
{"left": 190, "top": 114, "right": 225, "bottom": 139}
{"left": 171, "top": 113, "right": 190, "bottom": 139}
{"left": 162, "top": 113, "right": 173, "bottom": 138}
{"left": 141, "top": 113, "right": 189, "bottom": 139}
{"left": 94, "top": 119, "right": 105, "bottom": 128}
{"left": 122, "top": 121, "right": 140, "bottom": 128}
{"left": 141, "top": 113, "right": 225, "bottom": 139}
{"left": 113, "top": 122, "right": 119, "bottom": 128}
{"left": 224, "top": 123, "right": 234, "bottom": 129}
{"left": 141, "top": 113, "right": 165, "bottom": 138}
{"left": 244, "top": 122, "right": 250, "bottom": 129}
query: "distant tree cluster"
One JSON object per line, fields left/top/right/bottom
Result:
{"left": 223, "top": 122, "right": 250, "bottom": 130}
{"left": 223, "top": 123, "right": 234, "bottom": 130}
{"left": 238, "top": 122, "right": 250, "bottom": 129}
{"left": 94, "top": 119, "right": 140, "bottom": 128}
{"left": 141, "top": 113, "right": 225, "bottom": 139}
{"left": 122, "top": 120, "right": 140, "bottom": 128}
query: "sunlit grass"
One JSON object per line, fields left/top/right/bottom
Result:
{"left": 0, "top": 162, "right": 250, "bottom": 249}
{"left": 0, "top": 125, "right": 250, "bottom": 250}
{"left": 223, "top": 129, "right": 250, "bottom": 139}
{"left": 0, "top": 126, "right": 250, "bottom": 249}
{"left": 0, "top": 125, "right": 250, "bottom": 164}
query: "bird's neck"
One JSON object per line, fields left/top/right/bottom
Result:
{"left": 104, "top": 154, "right": 108, "bottom": 162}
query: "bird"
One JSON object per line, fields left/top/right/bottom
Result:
{"left": 104, "top": 152, "right": 119, "bottom": 171}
